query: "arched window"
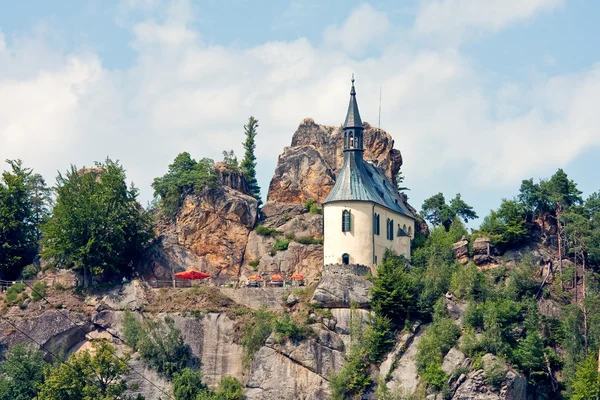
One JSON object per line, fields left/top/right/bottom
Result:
{"left": 342, "top": 210, "right": 351, "bottom": 232}
{"left": 349, "top": 132, "right": 354, "bottom": 148}
{"left": 342, "top": 253, "right": 350, "bottom": 265}
{"left": 408, "top": 226, "right": 413, "bottom": 237}
{"left": 373, "top": 213, "right": 380, "bottom": 235}
{"left": 387, "top": 218, "right": 394, "bottom": 240}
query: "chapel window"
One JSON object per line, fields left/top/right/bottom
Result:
{"left": 373, "top": 213, "right": 380, "bottom": 235}
{"left": 342, "top": 210, "right": 351, "bottom": 232}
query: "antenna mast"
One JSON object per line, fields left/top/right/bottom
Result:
{"left": 378, "top": 85, "right": 382, "bottom": 132}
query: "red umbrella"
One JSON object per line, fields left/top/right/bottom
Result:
{"left": 271, "top": 274, "right": 284, "bottom": 281}
{"left": 174, "top": 270, "right": 211, "bottom": 280}
{"left": 248, "top": 275, "right": 263, "bottom": 281}
{"left": 291, "top": 273, "right": 304, "bottom": 280}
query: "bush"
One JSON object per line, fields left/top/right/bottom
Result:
{"left": 363, "top": 315, "right": 395, "bottom": 363}
{"left": 273, "top": 313, "right": 312, "bottom": 343}
{"left": 284, "top": 232, "right": 295, "bottom": 240}
{"left": 309, "top": 203, "right": 321, "bottom": 215}
{"left": 21, "top": 264, "right": 38, "bottom": 280}
{"left": 416, "top": 318, "right": 460, "bottom": 373}
{"left": 464, "top": 302, "right": 484, "bottom": 329}
{"left": 248, "top": 260, "right": 259, "bottom": 269}
{"left": 273, "top": 238, "right": 289, "bottom": 252}
{"left": 241, "top": 308, "right": 274, "bottom": 368}
{"left": 484, "top": 357, "right": 506, "bottom": 388}
{"left": 450, "top": 263, "right": 488, "bottom": 301}
{"left": 255, "top": 225, "right": 277, "bottom": 237}
{"left": 294, "top": 236, "right": 323, "bottom": 245}
{"left": 172, "top": 368, "right": 207, "bottom": 400}
{"left": 31, "top": 281, "right": 47, "bottom": 302}
{"left": 304, "top": 199, "right": 315, "bottom": 210}
{"left": 122, "top": 310, "right": 193, "bottom": 378}
{"left": 7, "top": 282, "right": 25, "bottom": 294}
{"left": 421, "top": 362, "right": 448, "bottom": 392}
{"left": 329, "top": 347, "right": 372, "bottom": 400}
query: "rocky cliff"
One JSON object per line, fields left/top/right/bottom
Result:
{"left": 145, "top": 117, "right": 423, "bottom": 284}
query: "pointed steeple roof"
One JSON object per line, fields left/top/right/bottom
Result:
{"left": 343, "top": 75, "right": 363, "bottom": 129}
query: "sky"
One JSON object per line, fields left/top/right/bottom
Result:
{"left": 1, "top": 0, "right": 599, "bottom": 226}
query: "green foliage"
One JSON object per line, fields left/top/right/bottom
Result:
{"left": 255, "top": 225, "right": 277, "bottom": 237}
{"left": 172, "top": 368, "right": 207, "bottom": 400}
{"left": 42, "top": 159, "right": 154, "bottom": 286}
{"left": 0, "top": 344, "right": 47, "bottom": 400}
{"left": 421, "top": 192, "right": 478, "bottom": 231}
{"left": 513, "top": 331, "right": 546, "bottom": 382}
{"left": 416, "top": 318, "right": 460, "bottom": 373}
{"left": 421, "top": 362, "right": 448, "bottom": 392}
{"left": 294, "top": 235, "right": 323, "bottom": 245}
{"left": 152, "top": 152, "right": 216, "bottom": 218}
{"left": 363, "top": 314, "right": 395, "bottom": 363}
{"left": 505, "top": 255, "right": 538, "bottom": 300}
{"left": 222, "top": 150, "right": 239, "bottom": 171}
{"left": 21, "top": 264, "right": 38, "bottom": 279}
{"left": 570, "top": 352, "right": 600, "bottom": 400}
{"left": 248, "top": 260, "right": 259, "bottom": 268}
{"left": 371, "top": 252, "right": 418, "bottom": 325}
{"left": 212, "top": 376, "right": 245, "bottom": 400}
{"left": 483, "top": 356, "right": 506, "bottom": 388}
{"left": 450, "top": 263, "right": 488, "bottom": 301}
{"left": 329, "top": 345, "right": 372, "bottom": 400}
{"left": 36, "top": 340, "right": 141, "bottom": 400}
{"left": 241, "top": 308, "right": 275, "bottom": 368}
{"left": 273, "top": 238, "right": 289, "bottom": 252}
{"left": 304, "top": 199, "right": 315, "bottom": 210}
{"left": 273, "top": 313, "right": 311, "bottom": 343}
{"left": 122, "top": 310, "right": 193, "bottom": 378}
{"left": 309, "top": 203, "right": 321, "bottom": 215}
{"left": 0, "top": 160, "right": 39, "bottom": 280}
{"left": 241, "top": 116, "right": 261, "bottom": 205}
{"left": 31, "top": 280, "right": 47, "bottom": 302}
{"left": 479, "top": 199, "right": 531, "bottom": 250}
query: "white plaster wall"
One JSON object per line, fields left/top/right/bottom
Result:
{"left": 323, "top": 201, "right": 374, "bottom": 266}
{"left": 373, "top": 205, "right": 414, "bottom": 264}
{"left": 323, "top": 202, "right": 415, "bottom": 269}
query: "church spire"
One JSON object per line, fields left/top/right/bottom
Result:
{"left": 343, "top": 75, "right": 364, "bottom": 153}
{"left": 344, "top": 74, "right": 363, "bottom": 129}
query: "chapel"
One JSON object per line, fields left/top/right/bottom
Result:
{"left": 323, "top": 78, "right": 415, "bottom": 269}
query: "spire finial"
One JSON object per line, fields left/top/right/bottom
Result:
{"left": 350, "top": 74, "right": 356, "bottom": 95}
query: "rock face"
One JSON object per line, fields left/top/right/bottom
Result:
{"left": 145, "top": 186, "right": 259, "bottom": 283}
{"left": 268, "top": 118, "right": 402, "bottom": 204}
{"left": 246, "top": 328, "right": 346, "bottom": 400}
{"left": 453, "top": 238, "right": 470, "bottom": 264}
{"left": 311, "top": 264, "right": 372, "bottom": 308}
{"left": 452, "top": 354, "right": 527, "bottom": 400}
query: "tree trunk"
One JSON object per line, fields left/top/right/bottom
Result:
{"left": 583, "top": 251, "right": 588, "bottom": 355}
{"left": 557, "top": 209, "right": 564, "bottom": 290}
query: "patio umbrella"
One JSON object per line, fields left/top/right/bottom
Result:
{"left": 248, "top": 275, "right": 263, "bottom": 280}
{"left": 291, "top": 273, "right": 304, "bottom": 280}
{"left": 271, "top": 274, "right": 284, "bottom": 281}
{"left": 174, "top": 270, "right": 211, "bottom": 280}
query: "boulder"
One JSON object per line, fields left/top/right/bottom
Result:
{"left": 453, "top": 239, "right": 470, "bottom": 264}
{"left": 472, "top": 237, "right": 494, "bottom": 265}
{"left": 101, "top": 280, "right": 148, "bottom": 311}
{"left": 442, "top": 347, "right": 466, "bottom": 374}
{"left": 452, "top": 354, "right": 527, "bottom": 400}
{"left": 386, "top": 328, "right": 427, "bottom": 396}
{"left": 311, "top": 265, "right": 372, "bottom": 308}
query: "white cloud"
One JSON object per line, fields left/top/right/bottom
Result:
{"left": 323, "top": 3, "right": 390, "bottom": 55}
{"left": 0, "top": 0, "right": 598, "bottom": 214}
{"left": 414, "top": 0, "right": 563, "bottom": 39}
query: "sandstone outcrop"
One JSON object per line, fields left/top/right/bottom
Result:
{"left": 311, "top": 264, "right": 372, "bottom": 308}
{"left": 268, "top": 118, "right": 402, "bottom": 204}
{"left": 145, "top": 185, "right": 259, "bottom": 283}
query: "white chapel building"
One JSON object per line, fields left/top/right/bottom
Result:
{"left": 323, "top": 78, "right": 415, "bottom": 269}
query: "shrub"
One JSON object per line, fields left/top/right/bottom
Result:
{"left": 255, "top": 225, "right": 277, "bottom": 237}
{"left": 248, "top": 260, "right": 260, "bottom": 269}
{"left": 484, "top": 356, "right": 506, "bottom": 388}
{"left": 450, "top": 263, "right": 488, "bottom": 301}
{"left": 122, "top": 310, "right": 193, "bottom": 378}
{"left": 422, "top": 362, "right": 448, "bottom": 392}
{"left": 273, "top": 238, "right": 290, "bottom": 252}
{"left": 172, "top": 368, "right": 207, "bottom": 400}
{"left": 31, "top": 281, "right": 47, "bottom": 302}
{"left": 7, "top": 282, "right": 25, "bottom": 294}
{"left": 329, "top": 347, "right": 372, "bottom": 400}
{"left": 241, "top": 308, "right": 274, "bottom": 368}
{"left": 464, "top": 302, "right": 484, "bottom": 329}
{"left": 304, "top": 199, "right": 315, "bottom": 210}
{"left": 295, "top": 236, "right": 323, "bottom": 245}
{"left": 284, "top": 232, "right": 295, "bottom": 241}
{"left": 273, "top": 313, "right": 312, "bottom": 343}
{"left": 5, "top": 291, "right": 18, "bottom": 305}
{"left": 363, "top": 314, "right": 395, "bottom": 363}
{"left": 21, "top": 264, "right": 38, "bottom": 280}
{"left": 309, "top": 203, "right": 321, "bottom": 215}
{"left": 213, "top": 376, "right": 245, "bottom": 400}
{"left": 416, "top": 318, "right": 460, "bottom": 373}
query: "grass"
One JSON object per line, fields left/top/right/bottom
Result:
{"left": 256, "top": 225, "right": 277, "bottom": 237}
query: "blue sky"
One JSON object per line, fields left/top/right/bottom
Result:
{"left": 1, "top": 0, "right": 599, "bottom": 226}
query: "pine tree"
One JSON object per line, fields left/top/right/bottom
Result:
{"left": 240, "top": 116, "right": 262, "bottom": 205}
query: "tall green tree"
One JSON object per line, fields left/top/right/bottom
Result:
{"left": 0, "top": 160, "right": 37, "bottom": 279}
{"left": 42, "top": 159, "right": 153, "bottom": 286}
{"left": 480, "top": 199, "right": 531, "bottom": 250}
{"left": 570, "top": 352, "right": 600, "bottom": 400}
{"left": 0, "top": 344, "right": 48, "bottom": 400}
{"left": 421, "top": 193, "right": 478, "bottom": 231}
{"left": 240, "top": 116, "right": 261, "bottom": 205}
{"left": 36, "top": 340, "right": 143, "bottom": 400}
